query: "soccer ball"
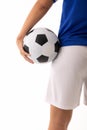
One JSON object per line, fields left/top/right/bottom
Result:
{"left": 23, "top": 28, "right": 60, "bottom": 63}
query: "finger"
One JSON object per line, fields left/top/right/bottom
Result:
{"left": 16, "top": 40, "right": 34, "bottom": 63}
{"left": 24, "top": 55, "right": 34, "bottom": 64}
{"left": 20, "top": 48, "right": 28, "bottom": 56}
{"left": 20, "top": 50, "right": 34, "bottom": 63}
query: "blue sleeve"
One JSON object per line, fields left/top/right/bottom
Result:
{"left": 53, "top": 0, "right": 57, "bottom": 3}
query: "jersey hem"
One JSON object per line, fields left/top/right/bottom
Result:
{"left": 60, "top": 40, "right": 87, "bottom": 47}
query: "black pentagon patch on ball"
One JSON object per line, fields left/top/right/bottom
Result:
{"left": 55, "top": 41, "right": 60, "bottom": 53}
{"left": 37, "top": 55, "right": 49, "bottom": 63}
{"left": 23, "top": 45, "right": 29, "bottom": 53}
{"left": 35, "top": 34, "right": 48, "bottom": 46}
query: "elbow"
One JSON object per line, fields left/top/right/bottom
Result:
{"left": 36, "top": 0, "right": 53, "bottom": 11}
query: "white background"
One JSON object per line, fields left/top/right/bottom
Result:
{"left": 0, "top": 0, "right": 87, "bottom": 130}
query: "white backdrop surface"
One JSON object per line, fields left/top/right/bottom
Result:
{"left": 0, "top": 0, "right": 87, "bottom": 130}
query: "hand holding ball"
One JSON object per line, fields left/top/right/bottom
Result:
{"left": 23, "top": 28, "right": 60, "bottom": 63}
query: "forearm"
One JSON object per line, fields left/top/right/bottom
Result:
{"left": 17, "top": 0, "right": 53, "bottom": 40}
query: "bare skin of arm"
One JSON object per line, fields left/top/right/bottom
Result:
{"left": 16, "top": 0, "right": 53, "bottom": 63}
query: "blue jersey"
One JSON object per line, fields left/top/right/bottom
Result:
{"left": 53, "top": 0, "right": 87, "bottom": 46}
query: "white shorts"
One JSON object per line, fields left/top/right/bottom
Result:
{"left": 45, "top": 46, "right": 87, "bottom": 110}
